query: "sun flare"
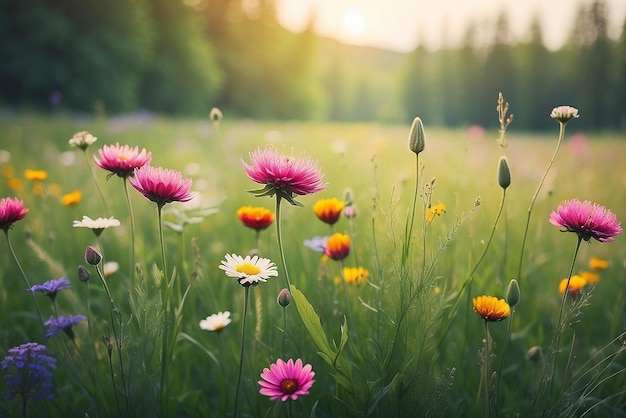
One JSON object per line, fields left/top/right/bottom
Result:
{"left": 342, "top": 9, "right": 366, "bottom": 37}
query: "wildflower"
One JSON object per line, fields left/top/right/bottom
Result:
{"left": 61, "top": 189, "right": 82, "bottom": 206}
{"left": 277, "top": 288, "right": 291, "bottom": 307}
{"left": 44, "top": 315, "right": 86, "bottom": 339}
{"left": 258, "top": 358, "right": 315, "bottom": 402}
{"left": 498, "top": 156, "right": 511, "bottom": 189}
{"left": 304, "top": 235, "right": 329, "bottom": 252}
{"left": 324, "top": 233, "right": 350, "bottom": 261}
{"left": 589, "top": 257, "right": 609, "bottom": 270}
{"left": 94, "top": 143, "right": 151, "bottom": 178}
{"left": 199, "top": 311, "right": 232, "bottom": 332}
{"left": 579, "top": 271, "right": 599, "bottom": 284}
{"left": 103, "top": 261, "right": 119, "bottom": 278}
{"left": 0, "top": 197, "right": 29, "bottom": 231}
{"left": 526, "top": 346, "right": 543, "bottom": 363}
{"left": 472, "top": 295, "right": 510, "bottom": 322}
{"left": 242, "top": 146, "right": 327, "bottom": 206}
{"left": 506, "top": 279, "right": 520, "bottom": 308}
{"left": 24, "top": 169, "right": 47, "bottom": 181}
{"left": 313, "top": 198, "right": 345, "bottom": 225}
{"left": 342, "top": 266, "right": 369, "bottom": 285}
{"left": 68, "top": 131, "right": 97, "bottom": 150}
{"left": 425, "top": 201, "right": 446, "bottom": 223}
{"left": 219, "top": 253, "right": 278, "bottom": 287}
{"left": 408, "top": 116, "right": 426, "bottom": 155}
{"left": 2, "top": 165, "right": 15, "bottom": 178}
{"left": 129, "top": 165, "right": 195, "bottom": 207}
{"left": 344, "top": 205, "right": 357, "bottom": 219}
{"left": 7, "top": 178, "right": 23, "bottom": 191}
{"left": 2, "top": 342, "right": 56, "bottom": 401}
{"left": 77, "top": 265, "right": 91, "bottom": 282}
{"left": 73, "top": 215, "right": 121, "bottom": 236}
{"left": 85, "top": 246, "right": 102, "bottom": 266}
{"left": 210, "top": 107, "right": 223, "bottom": 123}
{"left": 550, "top": 106, "right": 579, "bottom": 124}
{"left": 549, "top": 199, "right": 622, "bottom": 242}
{"left": 236, "top": 206, "right": 275, "bottom": 231}
{"left": 558, "top": 275, "right": 587, "bottom": 297}
{"left": 28, "top": 278, "right": 71, "bottom": 301}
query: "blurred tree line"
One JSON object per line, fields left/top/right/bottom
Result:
{"left": 0, "top": 0, "right": 624, "bottom": 131}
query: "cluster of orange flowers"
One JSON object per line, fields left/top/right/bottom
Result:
{"left": 558, "top": 257, "right": 609, "bottom": 297}
{"left": 1, "top": 166, "right": 82, "bottom": 207}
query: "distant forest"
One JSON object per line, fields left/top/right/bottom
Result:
{"left": 1, "top": 0, "right": 625, "bottom": 131}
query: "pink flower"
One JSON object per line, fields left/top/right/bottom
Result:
{"left": 242, "top": 146, "right": 327, "bottom": 206}
{"left": 0, "top": 197, "right": 29, "bottom": 231}
{"left": 258, "top": 358, "right": 315, "bottom": 402}
{"left": 129, "top": 166, "right": 195, "bottom": 207}
{"left": 94, "top": 143, "right": 151, "bottom": 177}
{"left": 549, "top": 199, "right": 622, "bottom": 242}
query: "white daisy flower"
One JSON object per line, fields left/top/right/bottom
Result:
{"left": 219, "top": 254, "right": 278, "bottom": 286}
{"left": 550, "top": 106, "right": 579, "bottom": 123}
{"left": 68, "top": 131, "right": 97, "bottom": 150}
{"left": 73, "top": 216, "right": 121, "bottom": 236}
{"left": 103, "top": 261, "right": 119, "bottom": 278}
{"left": 199, "top": 311, "right": 232, "bottom": 332}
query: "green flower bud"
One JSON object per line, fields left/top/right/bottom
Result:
{"left": 77, "top": 265, "right": 91, "bottom": 282}
{"left": 498, "top": 156, "right": 511, "bottom": 189}
{"left": 506, "top": 279, "right": 520, "bottom": 307}
{"left": 408, "top": 117, "right": 425, "bottom": 155}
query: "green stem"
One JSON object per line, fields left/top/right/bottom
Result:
{"left": 282, "top": 307, "right": 287, "bottom": 359}
{"left": 274, "top": 196, "right": 291, "bottom": 289}
{"left": 157, "top": 203, "right": 170, "bottom": 416}
{"left": 483, "top": 320, "right": 491, "bottom": 418}
{"left": 83, "top": 150, "right": 110, "bottom": 214}
{"left": 233, "top": 287, "right": 250, "bottom": 418}
{"left": 517, "top": 121, "right": 566, "bottom": 283}
{"left": 123, "top": 178, "right": 136, "bottom": 284}
{"left": 495, "top": 308, "right": 514, "bottom": 417}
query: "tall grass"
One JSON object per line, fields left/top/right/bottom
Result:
{"left": 0, "top": 110, "right": 624, "bottom": 417}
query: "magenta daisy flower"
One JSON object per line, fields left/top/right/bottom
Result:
{"left": 129, "top": 166, "right": 195, "bottom": 207}
{"left": 94, "top": 143, "right": 151, "bottom": 177}
{"left": 258, "top": 358, "right": 315, "bottom": 402}
{"left": 242, "top": 146, "right": 327, "bottom": 206}
{"left": 0, "top": 197, "right": 29, "bottom": 232}
{"left": 549, "top": 199, "right": 622, "bottom": 242}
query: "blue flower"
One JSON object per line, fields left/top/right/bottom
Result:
{"left": 304, "top": 235, "right": 329, "bottom": 253}
{"left": 28, "top": 278, "right": 71, "bottom": 300}
{"left": 2, "top": 342, "right": 56, "bottom": 401}
{"left": 44, "top": 315, "right": 86, "bottom": 339}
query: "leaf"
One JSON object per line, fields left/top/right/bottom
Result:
{"left": 290, "top": 285, "right": 336, "bottom": 361}
{"left": 367, "top": 373, "right": 400, "bottom": 416}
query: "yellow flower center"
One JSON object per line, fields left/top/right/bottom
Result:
{"left": 235, "top": 263, "right": 261, "bottom": 276}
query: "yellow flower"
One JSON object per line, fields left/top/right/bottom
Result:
{"left": 342, "top": 266, "right": 369, "bottom": 285}
{"left": 325, "top": 233, "right": 351, "bottom": 261}
{"left": 61, "top": 190, "right": 82, "bottom": 206}
{"left": 588, "top": 257, "right": 609, "bottom": 271}
{"left": 33, "top": 183, "right": 44, "bottom": 196}
{"left": 24, "top": 169, "right": 48, "bottom": 181}
{"left": 579, "top": 271, "right": 599, "bottom": 284}
{"left": 425, "top": 201, "right": 446, "bottom": 223}
{"left": 472, "top": 295, "right": 510, "bottom": 322}
{"left": 236, "top": 206, "right": 274, "bottom": 230}
{"left": 313, "top": 197, "right": 345, "bottom": 225}
{"left": 559, "top": 275, "right": 587, "bottom": 296}
{"left": 7, "top": 178, "right": 23, "bottom": 191}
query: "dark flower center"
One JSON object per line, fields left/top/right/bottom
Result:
{"left": 280, "top": 378, "right": 298, "bottom": 394}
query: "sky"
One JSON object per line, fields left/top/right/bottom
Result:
{"left": 276, "top": 0, "right": 626, "bottom": 52}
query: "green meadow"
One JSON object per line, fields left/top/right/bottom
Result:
{"left": 1, "top": 112, "right": 625, "bottom": 417}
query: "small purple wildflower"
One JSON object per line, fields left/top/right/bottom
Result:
{"left": 44, "top": 315, "right": 86, "bottom": 339}
{"left": 28, "top": 278, "right": 71, "bottom": 301}
{"left": 304, "top": 235, "right": 329, "bottom": 253}
{"left": 2, "top": 342, "right": 56, "bottom": 402}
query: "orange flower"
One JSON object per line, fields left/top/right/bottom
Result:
{"left": 61, "top": 190, "right": 82, "bottom": 206}
{"left": 236, "top": 206, "right": 275, "bottom": 230}
{"left": 313, "top": 198, "right": 345, "bottom": 225}
{"left": 558, "top": 275, "right": 587, "bottom": 297}
{"left": 7, "top": 178, "right": 23, "bottom": 191}
{"left": 324, "top": 233, "right": 350, "bottom": 261}
{"left": 472, "top": 295, "right": 510, "bottom": 322}
{"left": 579, "top": 271, "right": 599, "bottom": 284}
{"left": 24, "top": 169, "right": 48, "bottom": 181}
{"left": 341, "top": 266, "right": 369, "bottom": 285}
{"left": 588, "top": 257, "right": 609, "bottom": 271}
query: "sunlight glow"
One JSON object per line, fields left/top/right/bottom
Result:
{"left": 342, "top": 9, "right": 367, "bottom": 37}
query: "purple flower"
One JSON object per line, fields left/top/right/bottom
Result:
{"left": 549, "top": 199, "right": 622, "bottom": 242}
{"left": 129, "top": 165, "right": 195, "bottom": 207}
{"left": 44, "top": 315, "right": 86, "bottom": 339}
{"left": 2, "top": 342, "right": 56, "bottom": 401}
{"left": 304, "top": 235, "right": 329, "bottom": 253}
{"left": 28, "top": 278, "right": 71, "bottom": 300}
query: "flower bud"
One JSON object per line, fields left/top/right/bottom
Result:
{"left": 342, "top": 188, "right": 355, "bottom": 206}
{"left": 498, "top": 156, "right": 511, "bottom": 189}
{"left": 277, "top": 288, "right": 291, "bottom": 307}
{"left": 408, "top": 117, "right": 425, "bottom": 155}
{"left": 210, "top": 107, "right": 223, "bottom": 123}
{"left": 506, "top": 279, "right": 520, "bottom": 307}
{"left": 85, "top": 246, "right": 102, "bottom": 266}
{"left": 77, "top": 265, "right": 91, "bottom": 282}
{"left": 526, "top": 346, "right": 543, "bottom": 363}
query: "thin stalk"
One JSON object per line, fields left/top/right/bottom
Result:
{"left": 233, "top": 287, "right": 250, "bottom": 418}
{"left": 274, "top": 196, "right": 291, "bottom": 289}
{"left": 157, "top": 203, "right": 171, "bottom": 416}
{"left": 483, "top": 320, "right": 491, "bottom": 418}
{"left": 495, "top": 309, "right": 514, "bottom": 417}
{"left": 517, "top": 121, "right": 566, "bottom": 283}
{"left": 123, "top": 178, "right": 136, "bottom": 284}
{"left": 82, "top": 150, "right": 109, "bottom": 213}
{"left": 282, "top": 307, "right": 287, "bottom": 358}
